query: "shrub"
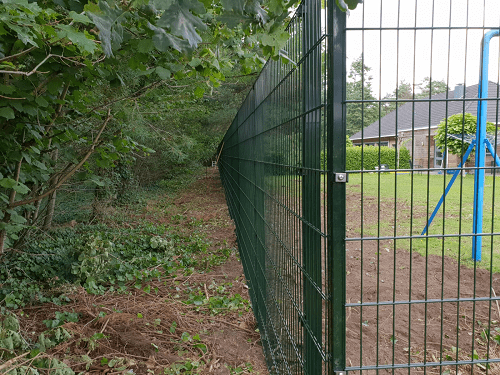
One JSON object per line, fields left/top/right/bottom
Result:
{"left": 398, "top": 147, "right": 411, "bottom": 169}
{"left": 346, "top": 146, "right": 410, "bottom": 170}
{"left": 434, "top": 113, "right": 496, "bottom": 155}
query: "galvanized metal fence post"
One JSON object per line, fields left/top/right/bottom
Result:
{"left": 327, "top": 3, "right": 346, "bottom": 373}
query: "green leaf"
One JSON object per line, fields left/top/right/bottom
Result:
{"left": 13, "top": 182, "right": 30, "bottom": 194}
{"left": 169, "top": 321, "right": 177, "bottom": 333}
{"left": 336, "top": 0, "right": 361, "bottom": 11}
{"left": 193, "top": 86, "right": 204, "bottom": 98}
{"left": 194, "top": 343, "right": 207, "bottom": 353}
{"left": 244, "top": 0, "right": 269, "bottom": 23}
{"left": 0, "top": 84, "right": 15, "bottom": 95}
{"left": 47, "top": 78, "right": 64, "bottom": 95}
{"left": 148, "top": 22, "right": 189, "bottom": 53}
{"left": 0, "top": 178, "right": 18, "bottom": 189}
{"left": 56, "top": 25, "right": 97, "bottom": 54}
{"left": 260, "top": 30, "right": 289, "bottom": 49}
{"left": 33, "top": 160, "right": 48, "bottom": 171}
{"left": 8, "top": 210, "right": 27, "bottom": 224}
{"left": 35, "top": 96, "right": 49, "bottom": 107}
{"left": 3, "top": 314, "right": 20, "bottom": 331}
{"left": 151, "top": 0, "right": 175, "bottom": 10}
{"left": 21, "top": 152, "right": 31, "bottom": 164}
{"left": 137, "top": 39, "right": 154, "bottom": 53}
{"left": 0, "top": 106, "right": 15, "bottom": 119}
{"left": 69, "top": 11, "right": 91, "bottom": 24}
{"left": 188, "top": 57, "right": 202, "bottom": 67}
{"left": 156, "top": 67, "right": 171, "bottom": 80}
{"left": 156, "top": 0, "right": 207, "bottom": 48}
{"left": 221, "top": 0, "right": 244, "bottom": 13}
{"left": 86, "top": 1, "right": 126, "bottom": 56}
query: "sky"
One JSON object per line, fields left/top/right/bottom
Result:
{"left": 344, "top": 0, "right": 500, "bottom": 99}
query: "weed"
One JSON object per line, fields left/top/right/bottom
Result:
{"left": 43, "top": 311, "right": 79, "bottom": 328}
{"left": 226, "top": 362, "right": 254, "bottom": 374}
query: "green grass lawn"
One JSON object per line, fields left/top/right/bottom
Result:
{"left": 347, "top": 173, "right": 500, "bottom": 272}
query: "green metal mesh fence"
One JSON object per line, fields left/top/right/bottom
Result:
{"left": 218, "top": 1, "right": 500, "bottom": 374}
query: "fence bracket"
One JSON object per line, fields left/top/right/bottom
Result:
{"left": 334, "top": 173, "right": 348, "bottom": 183}
{"left": 334, "top": 371, "right": 347, "bottom": 375}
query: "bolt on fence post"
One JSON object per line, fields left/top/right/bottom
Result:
{"left": 327, "top": 2, "right": 347, "bottom": 374}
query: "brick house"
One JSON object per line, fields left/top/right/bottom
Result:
{"left": 350, "top": 82, "right": 500, "bottom": 172}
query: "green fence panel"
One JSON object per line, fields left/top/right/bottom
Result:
{"left": 218, "top": 0, "right": 500, "bottom": 374}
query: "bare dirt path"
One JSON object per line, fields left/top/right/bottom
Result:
{"left": 14, "top": 168, "right": 269, "bottom": 375}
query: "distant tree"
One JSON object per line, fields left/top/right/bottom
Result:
{"left": 382, "top": 78, "right": 449, "bottom": 115}
{"left": 416, "top": 77, "right": 449, "bottom": 98}
{"left": 382, "top": 80, "right": 413, "bottom": 115}
{"left": 434, "top": 113, "right": 496, "bottom": 156}
{"left": 346, "top": 55, "right": 379, "bottom": 136}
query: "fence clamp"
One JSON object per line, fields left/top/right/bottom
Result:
{"left": 334, "top": 173, "right": 348, "bottom": 183}
{"left": 334, "top": 372, "right": 347, "bottom": 375}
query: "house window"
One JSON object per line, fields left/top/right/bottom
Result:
{"left": 434, "top": 145, "right": 446, "bottom": 168}
{"left": 364, "top": 142, "right": 387, "bottom": 147}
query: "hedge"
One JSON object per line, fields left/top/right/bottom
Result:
{"left": 321, "top": 146, "right": 411, "bottom": 170}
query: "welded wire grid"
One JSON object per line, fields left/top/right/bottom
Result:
{"left": 345, "top": 1, "right": 500, "bottom": 374}
{"left": 218, "top": 0, "right": 346, "bottom": 373}
{"left": 219, "top": 0, "right": 500, "bottom": 374}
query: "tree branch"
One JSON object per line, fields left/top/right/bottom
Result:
{"left": 9, "top": 109, "right": 112, "bottom": 209}
{"left": 0, "top": 95, "right": 26, "bottom": 100}
{"left": 0, "top": 46, "right": 37, "bottom": 63}
{"left": 0, "top": 54, "right": 54, "bottom": 76}
{"left": 0, "top": 54, "right": 88, "bottom": 77}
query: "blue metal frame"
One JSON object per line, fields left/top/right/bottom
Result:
{"left": 472, "top": 29, "right": 500, "bottom": 261}
{"left": 422, "top": 29, "right": 500, "bottom": 261}
{"left": 421, "top": 140, "right": 476, "bottom": 236}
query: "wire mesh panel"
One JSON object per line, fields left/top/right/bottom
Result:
{"left": 218, "top": 0, "right": 346, "bottom": 373}
{"left": 345, "top": 1, "right": 500, "bottom": 374}
{"left": 220, "top": 0, "right": 500, "bottom": 374}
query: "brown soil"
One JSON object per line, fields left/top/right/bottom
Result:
{"left": 12, "top": 168, "right": 268, "bottom": 375}
{"left": 346, "top": 187, "right": 500, "bottom": 374}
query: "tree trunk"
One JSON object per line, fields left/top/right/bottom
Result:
{"left": 0, "top": 159, "right": 23, "bottom": 254}
{"left": 42, "top": 149, "right": 59, "bottom": 230}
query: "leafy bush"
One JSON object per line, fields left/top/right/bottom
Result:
{"left": 0, "top": 312, "right": 74, "bottom": 374}
{"left": 345, "top": 146, "right": 410, "bottom": 170}
{"left": 322, "top": 145, "right": 410, "bottom": 171}
{"left": 434, "top": 113, "right": 496, "bottom": 155}
{"left": 0, "top": 222, "right": 216, "bottom": 308}
{"left": 0, "top": 225, "right": 180, "bottom": 307}
{"left": 399, "top": 147, "right": 411, "bottom": 169}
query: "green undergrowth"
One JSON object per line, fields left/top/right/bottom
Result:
{"left": 0, "top": 168, "right": 259, "bottom": 374}
{"left": 0, "top": 312, "right": 75, "bottom": 375}
{"left": 0, "top": 221, "right": 226, "bottom": 310}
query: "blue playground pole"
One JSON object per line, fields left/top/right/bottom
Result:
{"left": 422, "top": 30, "right": 500, "bottom": 261}
{"left": 472, "top": 29, "right": 499, "bottom": 261}
{"left": 421, "top": 141, "right": 476, "bottom": 236}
